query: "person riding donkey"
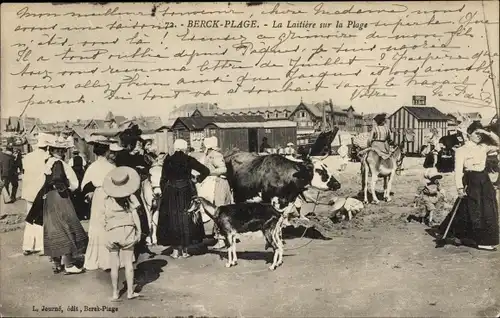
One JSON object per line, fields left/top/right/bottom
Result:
{"left": 357, "top": 113, "right": 394, "bottom": 161}
{"left": 368, "top": 113, "right": 393, "bottom": 156}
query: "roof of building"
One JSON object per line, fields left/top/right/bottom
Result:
{"left": 173, "top": 115, "right": 266, "bottom": 130}
{"left": 84, "top": 119, "right": 107, "bottom": 129}
{"left": 105, "top": 111, "right": 114, "bottom": 121}
{"left": 297, "top": 101, "right": 361, "bottom": 118}
{"left": 88, "top": 127, "right": 159, "bottom": 138}
{"left": 33, "top": 123, "right": 60, "bottom": 133}
{"left": 71, "top": 127, "right": 90, "bottom": 139}
{"left": 169, "top": 103, "right": 220, "bottom": 118}
{"left": 120, "top": 116, "right": 163, "bottom": 131}
{"left": 22, "top": 117, "right": 43, "bottom": 132}
{"left": 103, "top": 112, "right": 127, "bottom": 124}
{"left": 211, "top": 120, "right": 297, "bottom": 129}
{"left": 294, "top": 102, "right": 322, "bottom": 118}
{"left": 396, "top": 106, "right": 449, "bottom": 121}
{"left": 215, "top": 105, "right": 297, "bottom": 115}
{"left": 192, "top": 108, "right": 218, "bottom": 117}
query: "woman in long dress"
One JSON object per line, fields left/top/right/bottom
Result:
{"left": 199, "top": 136, "right": 233, "bottom": 249}
{"left": 368, "top": 113, "right": 392, "bottom": 155}
{"left": 82, "top": 142, "right": 123, "bottom": 270}
{"left": 157, "top": 139, "right": 210, "bottom": 258}
{"left": 23, "top": 134, "right": 49, "bottom": 256}
{"left": 438, "top": 122, "right": 500, "bottom": 251}
{"left": 29, "top": 136, "right": 88, "bottom": 274}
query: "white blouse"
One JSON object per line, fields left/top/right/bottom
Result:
{"left": 455, "top": 142, "right": 499, "bottom": 189}
{"left": 82, "top": 156, "right": 116, "bottom": 189}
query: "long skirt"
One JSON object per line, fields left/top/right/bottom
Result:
{"left": 371, "top": 140, "right": 390, "bottom": 156}
{"left": 85, "top": 188, "right": 136, "bottom": 269}
{"left": 438, "top": 170, "right": 499, "bottom": 246}
{"left": 197, "top": 176, "right": 233, "bottom": 222}
{"left": 436, "top": 150, "right": 455, "bottom": 173}
{"left": 23, "top": 201, "right": 44, "bottom": 252}
{"left": 84, "top": 187, "right": 111, "bottom": 270}
{"left": 43, "top": 189, "right": 88, "bottom": 258}
{"left": 157, "top": 180, "right": 204, "bottom": 247}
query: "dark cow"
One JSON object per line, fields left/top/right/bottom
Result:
{"left": 224, "top": 151, "right": 341, "bottom": 209}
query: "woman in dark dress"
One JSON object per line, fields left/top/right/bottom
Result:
{"left": 26, "top": 136, "right": 88, "bottom": 274}
{"left": 438, "top": 122, "right": 500, "bottom": 251}
{"left": 157, "top": 139, "right": 210, "bottom": 258}
{"left": 115, "top": 126, "right": 154, "bottom": 260}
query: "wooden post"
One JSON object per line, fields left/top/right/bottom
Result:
{"left": 329, "top": 99, "right": 335, "bottom": 130}
{"left": 322, "top": 103, "right": 326, "bottom": 132}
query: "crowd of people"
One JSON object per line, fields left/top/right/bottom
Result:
{"left": 0, "top": 125, "right": 239, "bottom": 301}
{"left": 369, "top": 113, "right": 500, "bottom": 251}
{"left": 0, "top": 115, "right": 499, "bottom": 301}
{"left": 358, "top": 113, "right": 500, "bottom": 251}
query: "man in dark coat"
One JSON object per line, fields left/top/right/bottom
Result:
{"left": 14, "top": 149, "right": 23, "bottom": 175}
{"left": 69, "top": 150, "right": 88, "bottom": 220}
{"left": 0, "top": 145, "right": 19, "bottom": 203}
{"left": 259, "top": 137, "right": 271, "bottom": 153}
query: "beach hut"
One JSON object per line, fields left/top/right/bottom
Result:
{"left": 388, "top": 106, "right": 449, "bottom": 154}
{"left": 170, "top": 115, "right": 265, "bottom": 152}
{"left": 204, "top": 119, "right": 297, "bottom": 153}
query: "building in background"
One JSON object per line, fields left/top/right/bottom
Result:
{"left": 388, "top": 106, "right": 449, "bottom": 154}
{"left": 171, "top": 116, "right": 274, "bottom": 151}
{"left": 215, "top": 105, "right": 296, "bottom": 121}
{"left": 169, "top": 103, "right": 220, "bottom": 121}
{"left": 214, "top": 100, "right": 364, "bottom": 137}
{"left": 205, "top": 119, "right": 297, "bottom": 153}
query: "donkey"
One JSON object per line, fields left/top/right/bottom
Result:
{"left": 359, "top": 141, "right": 405, "bottom": 204}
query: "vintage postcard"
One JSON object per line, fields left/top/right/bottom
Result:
{"left": 1, "top": 1, "right": 499, "bottom": 317}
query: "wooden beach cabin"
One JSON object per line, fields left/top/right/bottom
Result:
{"left": 204, "top": 119, "right": 297, "bottom": 153}
{"left": 388, "top": 106, "right": 449, "bottom": 155}
{"left": 170, "top": 115, "right": 265, "bottom": 151}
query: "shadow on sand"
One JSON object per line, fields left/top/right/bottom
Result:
{"left": 118, "top": 259, "right": 168, "bottom": 296}
{"left": 282, "top": 225, "right": 332, "bottom": 240}
{"left": 354, "top": 190, "right": 395, "bottom": 202}
{"left": 206, "top": 249, "right": 296, "bottom": 264}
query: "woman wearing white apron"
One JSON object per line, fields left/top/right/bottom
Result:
{"left": 82, "top": 142, "right": 123, "bottom": 270}
{"left": 198, "top": 137, "right": 233, "bottom": 249}
{"left": 22, "top": 134, "right": 49, "bottom": 255}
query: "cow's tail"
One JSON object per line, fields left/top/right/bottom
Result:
{"left": 193, "top": 196, "right": 218, "bottom": 221}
